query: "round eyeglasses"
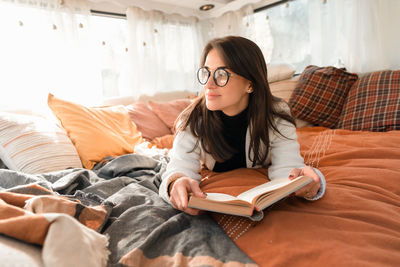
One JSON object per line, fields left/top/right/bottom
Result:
{"left": 197, "top": 67, "right": 232, "bottom": 87}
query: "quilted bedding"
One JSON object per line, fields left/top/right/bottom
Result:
{"left": 1, "top": 127, "right": 399, "bottom": 267}
{"left": 202, "top": 127, "right": 400, "bottom": 267}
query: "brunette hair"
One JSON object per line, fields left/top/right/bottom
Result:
{"left": 176, "top": 36, "right": 295, "bottom": 166}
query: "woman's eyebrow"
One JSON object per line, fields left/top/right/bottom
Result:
{"left": 204, "top": 65, "right": 228, "bottom": 70}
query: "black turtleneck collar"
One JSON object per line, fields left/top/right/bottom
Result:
{"left": 218, "top": 107, "right": 249, "bottom": 128}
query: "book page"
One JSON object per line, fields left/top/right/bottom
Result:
{"left": 237, "top": 177, "right": 297, "bottom": 203}
{"left": 255, "top": 178, "right": 312, "bottom": 209}
{"left": 205, "top": 193, "right": 239, "bottom": 202}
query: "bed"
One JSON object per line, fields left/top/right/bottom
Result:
{"left": 1, "top": 66, "right": 399, "bottom": 267}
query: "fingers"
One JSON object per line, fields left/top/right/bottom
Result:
{"left": 169, "top": 177, "right": 205, "bottom": 215}
{"left": 181, "top": 207, "right": 204, "bottom": 216}
{"left": 175, "top": 182, "right": 189, "bottom": 209}
{"left": 169, "top": 179, "right": 183, "bottom": 210}
{"left": 189, "top": 180, "right": 207, "bottom": 198}
{"left": 294, "top": 166, "right": 321, "bottom": 198}
{"left": 302, "top": 166, "right": 320, "bottom": 183}
{"left": 295, "top": 181, "right": 320, "bottom": 198}
{"left": 288, "top": 168, "right": 302, "bottom": 180}
{"left": 308, "top": 182, "right": 321, "bottom": 198}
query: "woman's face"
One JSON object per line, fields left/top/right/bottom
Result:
{"left": 203, "top": 49, "right": 251, "bottom": 116}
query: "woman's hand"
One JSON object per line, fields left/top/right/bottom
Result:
{"left": 169, "top": 177, "right": 207, "bottom": 215}
{"left": 289, "top": 166, "right": 321, "bottom": 199}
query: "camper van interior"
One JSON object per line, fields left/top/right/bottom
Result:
{"left": 0, "top": 0, "right": 399, "bottom": 266}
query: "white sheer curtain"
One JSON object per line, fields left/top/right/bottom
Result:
{"left": 0, "top": 0, "right": 103, "bottom": 110}
{"left": 308, "top": 0, "right": 400, "bottom": 73}
{"left": 200, "top": 5, "right": 254, "bottom": 43}
{"left": 199, "top": 5, "right": 278, "bottom": 66}
{"left": 125, "top": 7, "right": 203, "bottom": 98}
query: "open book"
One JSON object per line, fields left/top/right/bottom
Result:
{"left": 188, "top": 175, "right": 313, "bottom": 218}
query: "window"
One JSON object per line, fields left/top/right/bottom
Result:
{"left": 90, "top": 14, "right": 129, "bottom": 99}
{"left": 252, "top": 0, "right": 310, "bottom": 73}
{"left": 0, "top": 3, "right": 129, "bottom": 108}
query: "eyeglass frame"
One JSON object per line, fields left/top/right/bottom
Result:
{"left": 196, "top": 66, "right": 233, "bottom": 87}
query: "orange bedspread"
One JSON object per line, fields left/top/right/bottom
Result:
{"left": 203, "top": 127, "right": 400, "bottom": 267}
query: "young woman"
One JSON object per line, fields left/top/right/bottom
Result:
{"left": 159, "top": 36, "right": 326, "bottom": 215}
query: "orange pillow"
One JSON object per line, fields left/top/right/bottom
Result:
{"left": 125, "top": 102, "right": 171, "bottom": 140}
{"left": 48, "top": 94, "right": 143, "bottom": 169}
{"left": 150, "top": 134, "right": 175, "bottom": 150}
{"left": 148, "top": 99, "right": 192, "bottom": 131}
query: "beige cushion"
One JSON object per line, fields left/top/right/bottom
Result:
{"left": 267, "top": 63, "right": 296, "bottom": 83}
{"left": 270, "top": 76, "right": 314, "bottom": 128}
{"left": 269, "top": 76, "right": 299, "bottom": 102}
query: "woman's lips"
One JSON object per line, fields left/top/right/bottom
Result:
{"left": 206, "top": 92, "right": 220, "bottom": 100}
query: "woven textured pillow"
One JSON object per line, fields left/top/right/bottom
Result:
{"left": 289, "top": 65, "right": 358, "bottom": 128}
{"left": 0, "top": 112, "right": 82, "bottom": 173}
{"left": 336, "top": 70, "right": 400, "bottom": 131}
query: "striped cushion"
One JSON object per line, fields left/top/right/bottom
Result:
{"left": 289, "top": 65, "right": 358, "bottom": 128}
{"left": 336, "top": 70, "right": 400, "bottom": 131}
{"left": 0, "top": 112, "right": 82, "bottom": 174}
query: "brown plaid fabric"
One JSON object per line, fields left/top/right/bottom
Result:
{"left": 289, "top": 65, "right": 358, "bottom": 128}
{"left": 336, "top": 70, "right": 400, "bottom": 131}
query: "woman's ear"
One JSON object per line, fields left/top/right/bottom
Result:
{"left": 247, "top": 83, "right": 253, "bottom": 93}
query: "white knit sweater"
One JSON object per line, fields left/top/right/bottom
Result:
{"left": 159, "top": 103, "right": 326, "bottom": 204}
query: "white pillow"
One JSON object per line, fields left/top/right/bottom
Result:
{"left": 269, "top": 76, "right": 299, "bottom": 102}
{"left": 267, "top": 63, "right": 296, "bottom": 83}
{"left": 0, "top": 112, "right": 82, "bottom": 174}
{"left": 269, "top": 76, "right": 314, "bottom": 128}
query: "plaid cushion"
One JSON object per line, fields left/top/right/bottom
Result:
{"left": 336, "top": 70, "right": 400, "bottom": 131}
{"left": 289, "top": 65, "right": 358, "bottom": 128}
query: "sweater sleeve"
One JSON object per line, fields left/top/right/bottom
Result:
{"left": 159, "top": 128, "right": 202, "bottom": 204}
{"left": 268, "top": 118, "right": 305, "bottom": 180}
{"left": 268, "top": 103, "right": 326, "bottom": 200}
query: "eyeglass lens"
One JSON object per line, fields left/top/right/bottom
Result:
{"left": 197, "top": 67, "right": 229, "bottom": 87}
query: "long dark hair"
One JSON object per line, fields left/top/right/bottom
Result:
{"left": 176, "top": 36, "right": 295, "bottom": 166}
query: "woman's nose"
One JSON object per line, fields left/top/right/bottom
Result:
{"left": 205, "top": 74, "right": 217, "bottom": 88}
